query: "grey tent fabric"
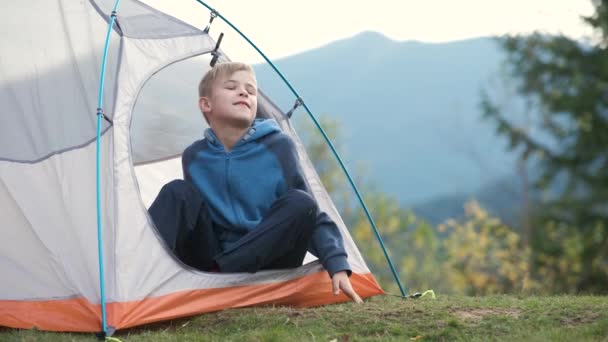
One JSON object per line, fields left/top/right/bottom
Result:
{"left": 92, "top": 0, "right": 204, "bottom": 38}
{"left": 0, "top": 1, "right": 120, "bottom": 162}
{"left": 131, "top": 54, "right": 212, "bottom": 164}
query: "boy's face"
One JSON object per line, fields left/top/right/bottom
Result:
{"left": 199, "top": 70, "right": 258, "bottom": 128}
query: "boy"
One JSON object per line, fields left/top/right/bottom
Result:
{"left": 149, "top": 62, "right": 361, "bottom": 303}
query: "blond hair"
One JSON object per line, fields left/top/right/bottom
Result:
{"left": 198, "top": 62, "right": 255, "bottom": 98}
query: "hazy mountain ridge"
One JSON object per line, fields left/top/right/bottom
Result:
{"left": 252, "top": 32, "right": 523, "bottom": 221}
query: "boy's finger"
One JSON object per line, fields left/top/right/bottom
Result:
{"left": 332, "top": 277, "right": 340, "bottom": 295}
{"left": 341, "top": 282, "right": 363, "bottom": 304}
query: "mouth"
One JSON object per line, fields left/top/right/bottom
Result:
{"left": 233, "top": 101, "right": 250, "bottom": 109}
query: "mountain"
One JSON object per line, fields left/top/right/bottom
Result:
{"left": 252, "top": 32, "right": 520, "bottom": 207}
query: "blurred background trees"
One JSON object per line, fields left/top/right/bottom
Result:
{"left": 481, "top": 0, "right": 608, "bottom": 293}
{"left": 297, "top": 116, "right": 533, "bottom": 295}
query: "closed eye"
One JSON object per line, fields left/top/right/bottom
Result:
{"left": 224, "top": 80, "right": 237, "bottom": 89}
{"left": 223, "top": 80, "right": 256, "bottom": 94}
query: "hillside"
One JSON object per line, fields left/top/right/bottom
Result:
{"left": 253, "top": 32, "right": 517, "bottom": 207}
{"left": 2, "top": 295, "right": 607, "bottom": 341}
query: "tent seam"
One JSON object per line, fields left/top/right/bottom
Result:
{"left": 0, "top": 127, "right": 112, "bottom": 164}
{"left": 88, "top": 0, "right": 123, "bottom": 36}
{"left": 89, "top": 0, "right": 205, "bottom": 39}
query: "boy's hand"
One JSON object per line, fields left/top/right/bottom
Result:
{"left": 331, "top": 271, "right": 363, "bottom": 303}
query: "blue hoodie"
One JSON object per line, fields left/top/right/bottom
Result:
{"left": 182, "top": 118, "right": 350, "bottom": 277}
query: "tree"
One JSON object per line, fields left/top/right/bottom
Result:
{"left": 441, "top": 201, "right": 532, "bottom": 295}
{"left": 481, "top": 0, "right": 608, "bottom": 292}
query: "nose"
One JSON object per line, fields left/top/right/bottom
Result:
{"left": 238, "top": 86, "right": 248, "bottom": 97}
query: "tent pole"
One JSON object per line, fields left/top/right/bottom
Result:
{"left": 95, "top": 0, "right": 121, "bottom": 337}
{"left": 192, "top": 0, "right": 407, "bottom": 298}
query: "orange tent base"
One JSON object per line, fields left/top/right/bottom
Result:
{"left": 0, "top": 272, "right": 383, "bottom": 332}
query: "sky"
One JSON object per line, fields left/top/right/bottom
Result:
{"left": 142, "top": 0, "right": 595, "bottom": 63}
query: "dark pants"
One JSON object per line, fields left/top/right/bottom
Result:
{"left": 148, "top": 180, "right": 317, "bottom": 273}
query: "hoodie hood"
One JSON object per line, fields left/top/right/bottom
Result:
{"left": 203, "top": 118, "right": 281, "bottom": 151}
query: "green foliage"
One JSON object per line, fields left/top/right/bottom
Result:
{"left": 480, "top": 0, "right": 608, "bottom": 293}
{"left": 441, "top": 201, "right": 532, "bottom": 295}
{"left": 532, "top": 219, "right": 608, "bottom": 294}
{"left": 296, "top": 115, "right": 533, "bottom": 295}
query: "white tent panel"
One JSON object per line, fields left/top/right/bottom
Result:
{"left": 110, "top": 35, "right": 217, "bottom": 301}
{"left": 0, "top": 134, "right": 114, "bottom": 302}
{"left": 134, "top": 157, "right": 183, "bottom": 208}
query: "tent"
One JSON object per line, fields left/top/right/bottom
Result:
{"left": 0, "top": 0, "right": 386, "bottom": 334}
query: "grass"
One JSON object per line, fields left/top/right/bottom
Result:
{"left": 2, "top": 295, "right": 608, "bottom": 341}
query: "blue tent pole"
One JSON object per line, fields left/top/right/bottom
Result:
{"left": 193, "top": 0, "right": 407, "bottom": 298}
{"left": 95, "top": 0, "right": 121, "bottom": 335}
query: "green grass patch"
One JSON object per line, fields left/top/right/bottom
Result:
{"left": 2, "top": 295, "right": 607, "bottom": 341}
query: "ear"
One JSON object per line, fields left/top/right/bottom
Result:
{"left": 199, "top": 96, "right": 212, "bottom": 114}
